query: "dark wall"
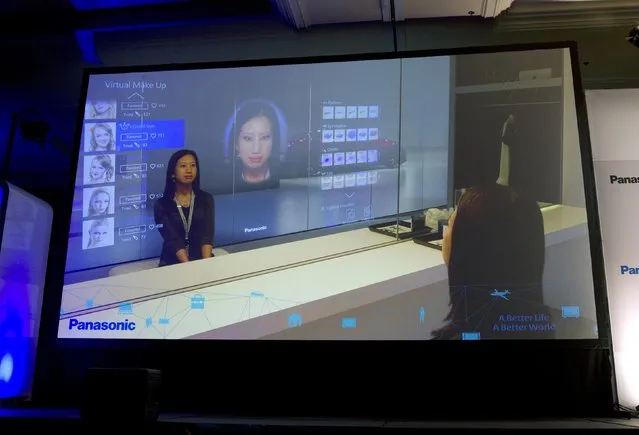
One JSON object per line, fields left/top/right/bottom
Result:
{"left": 0, "top": 33, "right": 82, "bottom": 190}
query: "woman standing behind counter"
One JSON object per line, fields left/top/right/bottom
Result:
{"left": 154, "top": 149, "right": 215, "bottom": 267}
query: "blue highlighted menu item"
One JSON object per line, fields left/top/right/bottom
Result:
{"left": 117, "top": 120, "right": 185, "bottom": 151}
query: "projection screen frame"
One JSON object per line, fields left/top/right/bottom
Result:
{"left": 45, "top": 40, "right": 611, "bottom": 352}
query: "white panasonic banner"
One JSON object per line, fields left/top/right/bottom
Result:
{"left": 587, "top": 89, "right": 639, "bottom": 408}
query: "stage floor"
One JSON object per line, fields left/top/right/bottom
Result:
{"left": 0, "top": 409, "right": 638, "bottom": 431}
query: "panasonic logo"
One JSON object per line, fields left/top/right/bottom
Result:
{"left": 620, "top": 265, "right": 639, "bottom": 275}
{"left": 610, "top": 175, "right": 639, "bottom": 184}
{"left": 68, "top": 318, "right": 137, "bottom": 331}
{"left": 244, "top": 226, "right": 267, "bottom": 233}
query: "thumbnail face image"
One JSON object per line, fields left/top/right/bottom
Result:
{"left": 83, "top": 185, "right": 116, "bottom": 218}
{"left": 84, "top": 100, "right": 117, "bottom": 120}
{"left": 82, "top": 217, "right": 115, "bottom": 250}
{"left": 84, "top": 122, "right": 116, "bottom": 152}
{"left": 84, "top": 154, "right": 115, "bottom": 185}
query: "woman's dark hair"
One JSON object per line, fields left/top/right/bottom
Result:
{"left": 162, "top": 149, "right": 202, "bottom": 200}
{"left": 434, "top": 184, "right": 546, "bottom": 339}
{"left": 232, "top": 101, "right": 281, "bottom": 158}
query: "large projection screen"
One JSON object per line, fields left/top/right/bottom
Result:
{"left": 56, "top": 44, "right": 606, "bottom": 343}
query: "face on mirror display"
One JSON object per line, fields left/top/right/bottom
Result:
{"left": 237, "top": 115, "right": 273, "bottom": 173}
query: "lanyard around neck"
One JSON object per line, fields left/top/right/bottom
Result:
{"left": 174, "top": 191, "right": 195, "bottom": 244}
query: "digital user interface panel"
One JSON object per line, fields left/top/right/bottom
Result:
{"left": 68, "top": 57, "right": 451, "bottom": 273}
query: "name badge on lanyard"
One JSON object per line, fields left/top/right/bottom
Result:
{"left": 175, "top": 192, "right": 195, "bottom": 255}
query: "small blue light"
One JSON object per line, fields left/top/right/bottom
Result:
{"left": 70, "top": 0, "right": 187, "bottom": 11}
{"left": 190, "top": 294, "right": 205, "bottom": 310}
{"left": 0, "top": 263, "right": 32, "bottom": 399}
{"left": 287, "top": 313, "right": 302, "bottom": 328}
{"left": 561, "top": 305, "right": 581, "bottom": 319}
{"left": 341, "top": 318, "right": 357, "bottom": 329}
{"left": 74, "top": 30, "right": 102, "bottom": 65}
{"left": 118, "top": 303, "right": 133, "bottom": 314}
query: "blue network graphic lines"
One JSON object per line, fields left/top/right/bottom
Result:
{"left": 63, "top": 286, "right": 304, "bottom": 339}
{"left": 60, "top": 283, "right": 175, "bottom": 315}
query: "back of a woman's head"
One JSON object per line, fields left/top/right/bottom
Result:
{"left": 449, "top": 184, "right": 545, "bottom": 288}
{"left": 435, "top": 184, "right": 549, "bottom": 339}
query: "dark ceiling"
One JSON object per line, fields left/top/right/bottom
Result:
{"left": 0, "top": 0, "right": 70, "bottom": 13}
{"left": 0, "top": 0, "right": 275, "bottom": 36}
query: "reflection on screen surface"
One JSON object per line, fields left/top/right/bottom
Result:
{"left": 66, "top": 58, "right": 451, "bottom": 272}
{"left": 59, "top": 47, "right": 600, "bottom": 341}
